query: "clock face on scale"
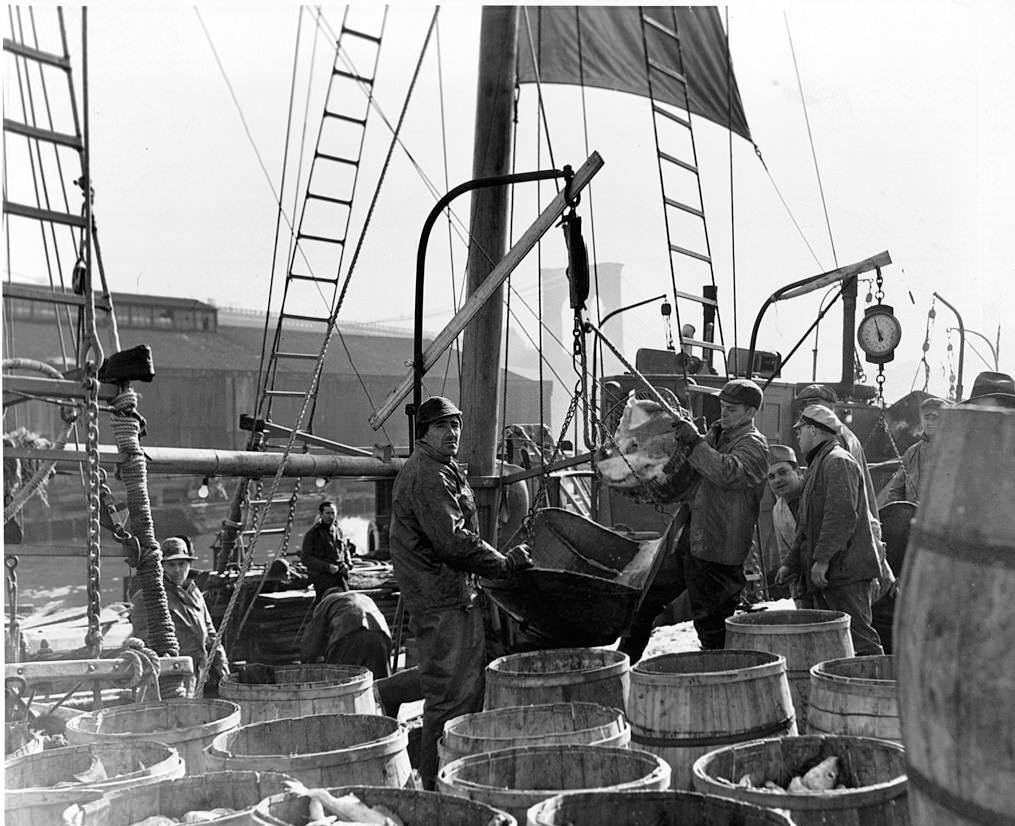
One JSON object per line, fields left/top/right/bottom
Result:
{"left": 857, "top": 304, "right": 902, "bottom": 363}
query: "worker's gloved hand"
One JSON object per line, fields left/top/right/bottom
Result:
{"left": 671, "top": 418, "right": 703, "bottom": 447}
{"left": 504, "top": 543, "right": 534, "bottom": 574}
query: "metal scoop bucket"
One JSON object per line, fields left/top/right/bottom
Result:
{"left": 482, "top": 507, "right": 678, "bottom": 647}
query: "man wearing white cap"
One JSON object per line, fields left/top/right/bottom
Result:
{"left": 777, "top": 406, "right": 884, "bottom": 655}
{"left": 767, "top": 443, "right": 806, "bottom": 608}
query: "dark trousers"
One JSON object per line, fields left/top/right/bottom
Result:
{"left": 412, "top": 603, "right": 486, "bottom": 790}
{"left": 801, "top": 579, "right": 884, "bottom": 656}
{"left": 619, "top": 521, "right": 745, "bottom": 660}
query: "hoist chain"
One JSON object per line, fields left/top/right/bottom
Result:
{"left": 97, "top": 469, "right": 142, "bottom": 566}
{"left": 877, "top": 412, "right": 916, "bottom": 492}
{"left": 83, "top": 368, "right": 103, "bottom": 657}
{"left": 874, "top": 268, "right": 885, "bottom": 304}
{"left": 6, "top": 557, "right": 19, "bottom": 629}
{"left": 276, "top": 477, "right": 302, "bottom": 559}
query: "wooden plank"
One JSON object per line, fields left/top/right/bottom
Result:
{"left": 5, "top": 656, "right": 194, "bottom": 683}
{"left": 369, "top": 151, "right": 605, "bottom": 430}
{"left": 779, "top": 251, "right": 892, "bottom": 301}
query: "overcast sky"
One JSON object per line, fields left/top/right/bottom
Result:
{"left": 6, "top": 1, "right": 1013, "bottom": 405}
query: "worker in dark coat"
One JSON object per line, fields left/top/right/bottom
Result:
{"left": 300, "top": 500, "right": 353, "bottom": 604}
{"left": 620, "top": 379, "right": 769, "bottom": 658}
{"left": 389, "top": 395, "right": 533, "bottom": 790}
{"left": 300, "top": 587, "right": 392, "bottom": 680}
{"left": 130, "top": 536, "right": 229, "bottom": 694}
{"left": 777, "top": 405, "right": 884, "bottom": 655}
{"left": 882, "top": 396, "right": 950, "bottom": 505}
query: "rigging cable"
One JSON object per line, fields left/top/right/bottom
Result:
{"left": 784, "top": 11, "right": 837, "bottom": 268}
{"left": 724, "top": 6, "right": 738, "bottom": 356}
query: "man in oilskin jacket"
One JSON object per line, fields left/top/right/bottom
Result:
{"left": 389, "top": 396, "right": 533, "bottom": 790}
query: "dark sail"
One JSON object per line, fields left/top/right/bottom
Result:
{"left": 516, "top": 6, "right": 751, "bottom": 142}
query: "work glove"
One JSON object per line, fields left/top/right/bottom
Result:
{"left": 504, "top": 543, "right": 535, "bottom": 574}
{"left": 671, "top": 418, "right": 703, "bottom": 447}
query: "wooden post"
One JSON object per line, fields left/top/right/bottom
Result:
{"left": 460, "top": 6, "right": 518, "bottom": 477}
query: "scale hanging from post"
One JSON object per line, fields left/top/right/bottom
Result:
{"left": 856, "top": 266, "right": 902, "bottom": 403}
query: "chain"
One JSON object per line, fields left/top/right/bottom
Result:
{"left": 249, "top": 478, "right": 265, "bottom": 535}
{"left": 277, "top": 477, "right": 302, "bottom": 559}
{"left": 5, "top": 557, "right": 19, "bottom": 629}
{"left": 97, "top": 470, "right": 142, "bottom": 565}
{"left": 83, "top": 368, "right": 103, "bottom": 657}
{"left": 878, "top": 412, "right": 917, "bottom": 492}
{"left": 874, "top": 267, "right": 885, "bottom": 304}
{"left": 875, "top": 366, "right": 887, "bottom": 407}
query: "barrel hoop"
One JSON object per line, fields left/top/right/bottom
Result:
{"left": 908, "top": 763, "right": 1015, "bottom": 826}
{"left": 630, "top": 716, "right": 794, "bottom": 748}
{"left": 910, "top": 525, "right": 1015, "bottom": 570}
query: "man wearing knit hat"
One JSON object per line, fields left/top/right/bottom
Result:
{"left": 777, "top": 406, "right": 884, "bottom": 654}
{"left": 625, "top": 378, "right": 768, "bottom": 653}
{"left": 882, "top": 396, "right": 951, "bottom": 505}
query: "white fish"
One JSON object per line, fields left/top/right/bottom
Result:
{"left": 596, "top": 393, "right": 692, "bottom": 489}
{"left": 802, "top": 755, "right": 840, "bottom": 791}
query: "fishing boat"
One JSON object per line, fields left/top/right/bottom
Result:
{"left": 5, "top": 3, "right": 926, "bottom": 731}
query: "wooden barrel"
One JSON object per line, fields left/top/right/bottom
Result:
{"left": 219, "top": 663, "right": 375, "bottom": 724}
{"left": 628, "top": 650, "right": 797, "bottom": 789}
{"left": 61, "top": 770, "right": 292, "bottom": 826}
{"left": 438, "top": 743, "right": 670, "bottom": 824}
{"left": 204, "top": 712, "right": 410, "bottom": 788}
{"left": 4, "top": 741, "right": 184, "bottom": 826}
{"left": 253, "top": 785, "right": 516, "bottom": 826}
{"left": 439, "top": 702, "right": 629, "bottom": 768}
{"left": 807, "top": 654, "right": 900, "bottom": 741}
{"left": 483, "top": 648, "right": 629, "bottom": 712}
{"left": 725, "top": 609, "right": 853, "bottom": 728}
{"left": 895, "top": 405, "right": 1015, "bottom": 825}
{"left": 528, "top": 789, "right": 794, "bottom": 826}
{"left": 692, "top": 734, "right": 909, "bottom": 826}
{"left": 64, "top": 698, "right": 240, "bottom": 774}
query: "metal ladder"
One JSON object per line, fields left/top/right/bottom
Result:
{"left": 254, "top": 8, "right": 387, "bottom": 442}
{"left": 639, "top": 7, "right": 726, "bottom": 375}
{"left": 3, "top": 8, "right": 115, "bottom": 366}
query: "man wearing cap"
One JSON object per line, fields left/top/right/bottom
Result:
{"left": 882, "top": 397, "right": 951, "bottom": 505}
{"left": 778, "top": 406, "right": 884, "bottom": 655}
{"left": 389, "top": 395, "right": 533, "bottom": 789}
{"left": 664, "top": 378, "right": 769, "bottom": 650}
{"left": 795, "top": 384, "right": 895, "bottom": 601}
{"left": 300, "top": 500, "right": 354, "bottom": 604}
{"left": 300, "top": 586, "right": 392, "bottom": 680}
{"left": 130, "top": 536, "right": 230, "bottom": 694}
{"left": 767, "top": 444, "right": 807, "bottom": 608}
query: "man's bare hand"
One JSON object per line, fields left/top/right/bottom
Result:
{"left": 810, "top": 560, "right": 830, "bottom": 588}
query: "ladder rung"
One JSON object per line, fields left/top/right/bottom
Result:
{"left": 673, "top": 289, "right": 719, "bottom": 308}
{"left": 288, "top": 273, "right": 340, "bottom": 285}
{"left": 281, "top": 312, "right": 331, "bottom": 324}
{"left": 297, "top": 232, "right": 345, "bottom": 245}
{"left": 658, "top": 151, "right": 697, "bottom": 175}
{"left": 668, "top": 243, "right": 712, "bottom": 265}
{"left": 265, "top": 389, "right": 313, "bottom": 398}
{"left": 241, "top": 527, "right": 288, "bottom": 536}
{"left": 307, "top": 192, "right": 353, "bottom": 208}
{"left": 641, "top": 15, "right": 681, "bottom": 42}
{"left": 647, "top": 59, "right": 686, "bottom": 85}
{"left": 682, "top": 337, "right": 725, "bottom": 353}
{"left": 341, "top": 26, "right": 382, "bottom": 45}
{"left": 273, "top": 351, "right": 323, "bottom": 361}
{"left": 663, "top": 196, "right": 704, "bottom": 219}
{"left": 315, "top": 150, "right": 359, "bottom": 167}
{"left": 323, "top": 111, "right": 367, "bottom": 127}
{"left": 3, "top": 118, "right": 82, "bottom": 149}
{"left": 652, "top": 104, "right": 690, "bottom": 129}
{"left": 3, "top": 38, "right": 70, "bottom": 69}
{"left": 3, "top": 200, "right": 87, "bottom": 228}
{"left": 248, "top": 498, "right": 294, "bottom": 506}
{"left": 334, "top": 69, "right": 374, "bottom": 85}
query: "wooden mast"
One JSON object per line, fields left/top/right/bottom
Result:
{"left": 459, "top": 6, "right": 518, "bottom": 476}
